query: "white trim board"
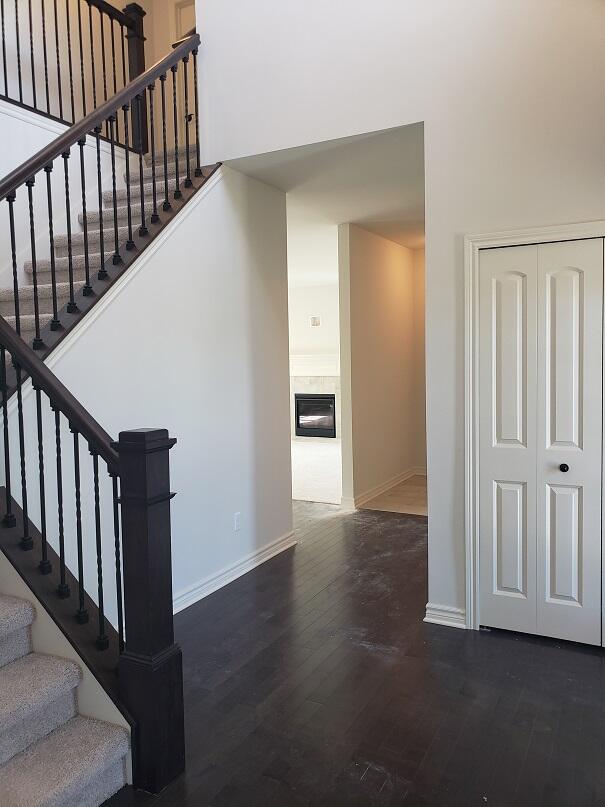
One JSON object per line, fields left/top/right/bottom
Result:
{"left": 173, "top": 530, "right": 297, "bottom": 614}
{"left": 424, "top": 603, "right": 466, "bottom": 630}
{"left": 354, "top": 467, "right": 425, "bottom": 509}
{"left": 464, "top": 219, "right": 605, "bottom": 632}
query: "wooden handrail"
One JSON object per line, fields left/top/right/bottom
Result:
{"left": 85, "top": 0, "right": 134, "bottom": 29}
{"left": 0, "top": 33, "right": 200, "bottom": 201}
{"left": 0, "top": 317, "right": 118, "bottom": 472}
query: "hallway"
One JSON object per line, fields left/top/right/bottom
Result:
{"left": 111, "top": 504, "right": 605, "bottom": 806}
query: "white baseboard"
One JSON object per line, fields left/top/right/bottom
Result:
{"left": 173, "top": 529, "right": 297, "bottom": 614}
{"left": 354, "top": 467, "right": 423, "bottom": 509}
{"left": 424, "top": 602, "right": 467, "bottom": 629}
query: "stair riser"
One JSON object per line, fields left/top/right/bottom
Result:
{"left": 103, "top": 185, "right": 173, "bottom": 210}
{"left": 0, "top": 690, "right": 77, "bottom": 766}
{"left": 23, "top": 268, "right": 88, "bottom": 287}
{"left": 54, "top": 230, "right": 130, "bottom": 260}
{"left": 81, "top": 201, "right": 166, "bottom": 226}
{"left": 63, "top": 758, "right": 128, "bottom": 807}
{"left": 0, "top": 628, "right": 30, "bottom": 671}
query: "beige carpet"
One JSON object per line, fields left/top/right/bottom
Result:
{"left": 361, "top": 474, "right": 427, "bottom": 516}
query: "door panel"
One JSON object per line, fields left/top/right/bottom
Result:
{"left": 479, "top": 245, "right": 538, "bottom": 634}
{"left": 536, "top": 239, "right": 603, "bottom": 645}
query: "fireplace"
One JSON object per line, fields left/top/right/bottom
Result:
{"left": 295, "top": 393, "right": 336, "bottom": 438}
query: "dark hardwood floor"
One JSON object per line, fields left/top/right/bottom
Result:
{"left": 108, "top": 502, "right": 605, "bottom": 806}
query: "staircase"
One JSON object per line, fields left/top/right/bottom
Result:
{"left": 0, "top": 21, "right": 196, "bottom": 802}
{"left": 0, "top": 594, "right": 129, "bottom": 806}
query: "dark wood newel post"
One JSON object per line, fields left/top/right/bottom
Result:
{"left": 123, "top": 3, "right": 148, "bottom": 153}
{"left": 114, "top": 428, "right": 185, "bottom": 794}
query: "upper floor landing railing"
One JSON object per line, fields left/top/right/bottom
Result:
{"left": 0, "top": 1, "right": 146, "bottom": 130}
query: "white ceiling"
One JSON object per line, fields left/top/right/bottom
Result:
{"left": 226, "top": 123, "right": 425, "bottom": 249}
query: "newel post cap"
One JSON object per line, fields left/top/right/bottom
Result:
{"left": 112, "top": 428, "right": 177, "bottom": 454}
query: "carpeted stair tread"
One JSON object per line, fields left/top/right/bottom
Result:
{"left": 0, "top": 715, "right": 129, "bottom": 807}
{"left": 0, "top": 281, "right": 84, "bottom": 303}
{"left": 126, "top": 160, "right": 215, "bottom": 185}
{"left": 0, "top": 597, "right": 35, "bottom": 641}
{"left": 24, "top": 254, "right": 102, "bottom": 277}
{"left": 0, "top": 653, "right": 80, "bottom": 733}
{"left": 5, "top": 314, "right": 53, "bottom": 333}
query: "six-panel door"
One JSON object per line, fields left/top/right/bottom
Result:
{"left": 479, "top": 239, "right": 603, "bottom": 645}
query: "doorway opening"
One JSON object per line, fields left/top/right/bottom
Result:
{"left": 228, "top": 123, "right": 427, "bottom": 514}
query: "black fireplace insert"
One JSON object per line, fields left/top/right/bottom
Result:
{"left": 295, "top": 393, "right": 336, "bottom": 438}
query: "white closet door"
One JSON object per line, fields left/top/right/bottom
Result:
{"left": 479, "top": 245, "right": 538, "bottom": 635}
{"left": 536, "top": 239, "right": 603, "bottom": 645}
{"left": 479, "top": 238, "right": 603, "bottom": 646}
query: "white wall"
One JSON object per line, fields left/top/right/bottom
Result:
{"left": 341, "top": 225, "right": 422, "bottom": 502}
{"left": 413, "top": 248, "right": 426, "bottom": 471}
{"left": 2, "top": 165, "right": 294, "bottom": 616}
{"left": 287, "top": 201, "right": 340, "bottom": 376}
{"left": 196, "top": 0, "right": 605, "bottom": 615}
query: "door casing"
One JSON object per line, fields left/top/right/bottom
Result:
{"left": 464, "top": 220, "right": 605, "bottom": 635}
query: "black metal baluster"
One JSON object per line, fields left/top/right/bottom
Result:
{"left": 122, "top": 102, "right": 134, "bottom": 249}
{"left": 136, "top": 92, "right": 148, "bottom": 235}
{"left": 111, "top": 473, "right": 124, "bottom": 651}
{"left": 76, "top": 0, "right": 85, "bottom": 117}
{"left": 92, "top": 452, "right": 108, "bottom": 649}
{"left": 27, "top": 0, "right": 36, "bottom": 109}
{"left": 88, "top": 2, "right": 96, "bottom": 110}
{"left": 64, "top": 0, "right": 74, "bottom": 120}
{"left": 41, "top": 0, "right": 50, "bottom": 113}
{"left": 100, "top": 9, "right": 107, "bottom": 101}
{"left": 44, "top": 163, "right": 60, "bottom": 329}
{"left": 7, "top": 193, "right": 20, "bottom": 335}
{"left": 35, "top": 386, "right": 51, "bottom": 573}
{"left": 26, "top": 177, "right": 43, "bottom": 350}
{"left": 148, "top": 82, "right": 159, "bottom": 223}
{"left": 14, "top": 0, "right": 22, "bottom": 102}
{"left": 160, "top": 73, "right": 170, "bottom": 211}
{"left": 110, "top": 17, "right": 117, "bottom": 95}
{"left": 99, "top": 9, "right": 107, "bottom": 135}
{"left": 109, "top": 115, "right": 121, "bottom": 264}
{"left": 94, "top": 125, "right": 107, "bottom": 279}
{"left": 1, "top": 0, "right": 7, "bottom": 97}
{"left": 0, "top": 347, "right": 15, "bottom": 527}
{"left": 52, "top": 406, "right": 69, "bottom": 597}
{"left": 78, "top": 136, "right": 92, "bottom": 295}
{"left": 119, "top": 21, "right": 126, "bottom": 89}
{"left": 171, "top": 64, "right": 181, "bottom": 199}
{"left": 183, "top": 55, "right": 192, "bottom": 187}
{"left": 192, "top": 47, "right": 202, "bottom": 176}
{"left": 53, "top": 0, "right": 62, "bottom": 118}
{"left": 62, "top": 150, "right": 77, "bottom": 312}
{"left": 72, "top": 429, "right": 87, "bottom": 622}
{"left": 14, "top": 360, "right": 31, "bottom": 550}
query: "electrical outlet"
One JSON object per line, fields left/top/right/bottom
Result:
{"left": 234, "top": 512, "right": 241, "bottom": 532}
